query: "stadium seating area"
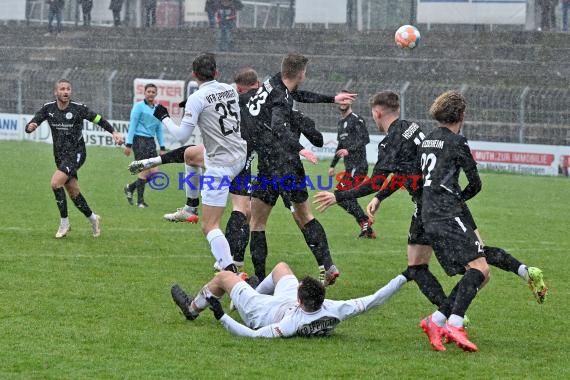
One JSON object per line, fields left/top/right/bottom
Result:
{"left": 1, "top": 24, "right": 569, "bottom": 145}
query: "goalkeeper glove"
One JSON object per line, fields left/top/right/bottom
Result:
{"left": 153, "top": 104, "right": 170, "bottom": 121}
{"left": 207, "top": 296, "right": 225, "bottom": 320}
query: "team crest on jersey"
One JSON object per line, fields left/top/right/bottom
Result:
{"left": 343, "top": 121, "right": 348, "bottom": 129}
{"left": 65, "top": 112, "right": 73, "bottom": 120}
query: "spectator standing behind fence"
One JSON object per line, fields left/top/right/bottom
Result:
{"left": 144, "top": 0, "right": 157, "bottom": 27}
{"left": 205, "top": 0, "right": 220, "bottom": 28}
{"left": 78, "top": 0, "right": 93, "bottom": 27}
{"left": 216, "top": 0, "right": 241, "bottom": 51}
{"left": 562, "top": 0, "right": 570, "bottom": 31}
{"left": 538, "top": 0, "right": 558, "bottom": 31}
{"left": 46, "top": 0, "right": 64, "bottom": 35}
{"left": 109, "top": 0, "right": 125, "bottom": 27}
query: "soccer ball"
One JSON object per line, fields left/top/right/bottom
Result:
{"left": 395, "top": 25, "right": 421, "bottom": 49}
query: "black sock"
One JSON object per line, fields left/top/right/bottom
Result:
{"left": 136, "top": 178, "right": 146, "bottom": 204}
{"left": 53, "top": 187, "right": 68, "bottom": 218}
{"left": 127, "top": 180, "right": 137, "bottom": 193}
{"left": 450, "top": 268, "right": 485, "bottom": 318}
{"left": 301, "top": 218, "right": 333, "bottom": 269}
{"left": 250, "top": 231, "right": 268, "bottom": 280}
{"left": 337, "top": 199, "right": 368, "bottom": 224}
{"left": 484, "top": 246, "right": 522, "bottom": 274}
{"left": 224, "top": 263, "right": 238, "bottom": 273}
{"left": 186, "top": 197, "right": 199, "bottom": 208}
{"left": 406, "top": 264, "right": 447, "bottom": 307}
{"left": 71, "top": 192, "right": 93, "bottom": 217}
{"left": 225, "top": 211, "right": 249, "bottom": 263}
{"left": 160, "top": 145, "right": 189, "bottom": 164}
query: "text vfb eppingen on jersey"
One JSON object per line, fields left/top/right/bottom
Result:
{"left": 145, "top": 171, "right": 422, "bottom": 192}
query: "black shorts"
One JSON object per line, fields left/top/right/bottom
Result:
{"left": 229, "top": 152, "right": 254, "bottom": 196}
{"left": 56, "top": 150, "right": 86, "bottom": 179}
{"left": 408, "top": 203, "right": 430, "bottom": 246}
{"left": 251, "top": 164, "right": 309, "bottom": 207}
{"left": 424, "top": 216, "right": 484, "bottom": 276}
{"left": 133, "top": 136, "right": 157, "bottom": 160}
{"left": 345, "top": 162, "right": 369, "bottom": 178}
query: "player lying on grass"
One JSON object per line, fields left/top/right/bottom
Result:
{"left": 170, "top": 262, "right": 409, "bottom": 338}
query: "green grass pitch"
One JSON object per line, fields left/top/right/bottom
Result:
{"left": 0, "top": 141, "right": 568, "bottom": 379}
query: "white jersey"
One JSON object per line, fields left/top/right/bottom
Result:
{"left": 181, "top": 80, "right": 247, "bottom": 166}
{"left": 219, "top": 275, "right": 408, "bottom": 338}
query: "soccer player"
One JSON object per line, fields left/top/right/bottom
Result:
{"left": 170, "top": 262, "right": 410, "bottom": 338}
{"left": 152, "top": 53, "right": 247, "bottom": 274}
{"left": 314, "top": 91, "right": 548, "bottom": 325}
{"left": 328, "top": 89, "right": 375, "bottom": 238}
{"left": 131, "top": 77, "right": 324, "bottom": 273}
{"left": 315, "top": 91, "right": 447, "bottom": 309}
{"left": 246, "top": 53, "right": 355, "bottom": 285}
{"left": 123, "top": 83, "right": 166, "bottom": 208}
{"left": 25, "top": 78, "right": 124, "bottom": 238}
{"left": 417, "top": 90, "right": 488, "bottom": 352}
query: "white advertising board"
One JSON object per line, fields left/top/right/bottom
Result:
{"left": 0, "top": 1, "right": 26, "bottom": 20}
{"left": 185, "top": 0, "right": 208, "bottom": 22}
{"left": 295, "top": 0, "right": 347, "bottom": 24}
{"left": 418, "top": 0, "right": 527, "bottom": 25}
{"left": 301, "top": 132, "right": 570, "bottom": 176}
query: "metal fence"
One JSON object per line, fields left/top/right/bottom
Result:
{"left": 2, "top": 66, "right": 569, "bottom": 145}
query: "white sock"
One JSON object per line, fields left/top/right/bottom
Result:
{"left": 184, "top": 164, "right": 202, "bottom": 199}
{"left": 88, "top": 213, "right": 98, "bottom": 223}
{"left": 60, "top": 217, "right": 70, "bottom": 226}
{"left": 183, "top": 205, "right": 197, "bottom": 212}
{"left": 206, "top": 229, "right": 234, "bottom": 270}
{"left": 192, "top": 285, "right": 214, "bottom": 311}
{"left": 518, "top": 265, "right": 528, "bottom": 280}
{"left": 255, "top": 273, "right": 276, "bottom": 294}
{"left": 148, "top": 156, "right": 163, "bottom": 166}
{"left": 431, "top": 311, "right": 447, "bottom": 327}
{"left": 448, "top": 314, "right": 464, "bottom": 328}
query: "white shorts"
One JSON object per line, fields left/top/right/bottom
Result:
{"left": 230, "top": 274, "right": 299, "bottom": 329}
{"left": 201, "top": 154, "right": 246, "bottom": 207}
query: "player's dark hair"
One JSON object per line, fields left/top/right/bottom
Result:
{"left": 369, "top": 91, "right": 400, "bottom": 112}
{"left": 144, "top": 83, "right": 157, "bottom": 91}
{"left": 281, "top": 53, "right": 309, "bottom": 80}
{"left": 192, "top": 53, "right": 217, "bottom": 82}
{"left": 429, "top": 90, "right": 466, "bottom": 124}
{"left": 234, "top": 68, "right": 259, "bottom": 86}
{"left": 298, "top": 276, "right": 325, "bottom": 312}
{"left": 54, "top": 78, "right": 71, "bottom": 89}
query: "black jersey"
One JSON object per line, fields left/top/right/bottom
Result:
{"left": 27, "top": 101, "right": 113, "bottom": 162}
{"left": 330, "top": 112, "right": 369, "bottom": 170}
{"left": 238, "top": 88, "right": 257, "bottom": 158}
{"left": 247, "top": 72, "right": 333, "bottom": 175}
{"left": 335, "top": 119, "right": 425, "bottom": 203}
{"left": 419, "top": 127, "right": 482, "bottom": 222}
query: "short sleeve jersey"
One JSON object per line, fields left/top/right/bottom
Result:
{"left": 419, "top": 127, "right": 478, "bottom": 222}
{"left": 29, "top": 101, "right": 98, "bottom": 161}
{"left": 183, "top": 80, "right": 247, "bottom": 166}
